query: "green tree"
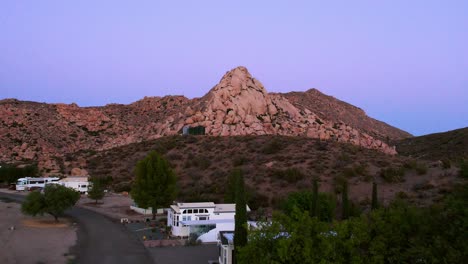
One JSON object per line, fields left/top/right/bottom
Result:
{"left": 371, "top": 181, "right": 379, "bottom": 210}
{"left": 311, "top": 177, "right": 318, "bottom": 217}
{"left": 22, "top": 184, "right": 80, "bottom": 222}
{"left": 0, "top": 164, "right": 38, "bottom": 184}
{"left": 234, "top": 168, "right": 248, "bottom": 264}
{"left": 342, "top": 180, "right": 350, "bottom": 220}
{"left": 88, "top": 179, "right": 105, "bottom": 204}
{"left": 460, "top": 159, "right": 468, "bottom": 178}
{"left": 282, "top": 191, "right": 336, "bottom": 222}
{"left": 131, "top": 151, "right": 177, "bottom": 219}
{"left": 224, "top": 169, "right": 238, "bottom": 203}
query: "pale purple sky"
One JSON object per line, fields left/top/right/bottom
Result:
{"left": 1, "top": 1, "right": 467, "bottom": 136}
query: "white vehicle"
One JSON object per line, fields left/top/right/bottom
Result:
{"left": 16, "top": 177, "right": 60, "bottom": 191}
{"left": 56, "top": 176, "right": 89, "bottom": 194}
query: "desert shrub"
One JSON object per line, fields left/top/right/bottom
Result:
{"left": 316, "top": 141, "right": 328, "bottom": 151}
{"left": 380, "top": 167, "right": 406, "bottom": 183}
{"left": 246, "top": 188, "right": 270, "bottom": 209}
{"left": 334, "top": 153, "right": 352, "bottom": 168}
{"left": 333, "top": 175, "right": 347, "bottom": 193}
{"left": 441, "top": 159, "right": 451, "bottom": 169}
{"left": 412, "top": 181, "right": 435, "bottom": 191}
{"left": 262, "top": 139, "right": 283, "bottom": 154}
{"left": 184, "top": 154, "right": 211, "bottom": 169}
{"left": 404, "top": 160, "right": 428, "bottom": 175}
{"left": 113, "top": 181, "right": 132, "bottom": 193}
{"left": 192, "top": 156, "right": 211, "bottom": 170}
{"left": 233, "top": 156, "right": 248, "bottom": 166}
{"left": 342, "top": 167, "right": 357, "bottom": 178}
{"left": 376, "top": 159, "right": 390, "bottom": 167}
{"left": 342, "top": 164, "right": 368, "bottom": 178}
{"left": 166, "top": 152, "right": 183, "bottom": 161}
{"left": 186, "top": 233, "right": 201, "bottom": 246}
{"left": 395, "top": 191, "right": 409, "bottom": 199}
{"left": 272, "top": 168, "right": 305, "bottom": 183}
{"left": 415, "top": 164, "right": 428, "bottom": 175}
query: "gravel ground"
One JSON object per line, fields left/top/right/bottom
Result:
{"left": 77, "top": 192, "right": 148, "bottom": 221}
{"left": 0, "top": 199, "right": 77, "bottom": 264}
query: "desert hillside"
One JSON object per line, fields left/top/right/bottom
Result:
{"left": 81, "top": 135, "right": 460, "bottom": 210}
{"left": 397, "top": 127, "right": 468, "bottom": 161}
{"left": 0, "top": 66, "right": 409, "bottom": 174}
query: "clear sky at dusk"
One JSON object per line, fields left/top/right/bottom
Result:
{"left": 1, "top": 1, "right": 467, "bottom": 136}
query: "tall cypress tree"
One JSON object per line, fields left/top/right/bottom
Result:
{"left": 342, "top": 180, "right": 350, "bottom": 220}
{"left": 131, "top": 151, "right": 177, "bottom": 220}
{"left": 311, "top": 177, "right": 319, "bottom": 217}
{"left": 233, "top": 168, "right": 247, "bottom": 264}
{"left": 224, "top": 170, "right": 238, "bottom": 203}
{"left": 371, "top": 181, "right": 379, "bottom": 210}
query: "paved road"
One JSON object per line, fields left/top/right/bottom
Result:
{"left": 0, "top": 192, "right": 154, "bottom": 264}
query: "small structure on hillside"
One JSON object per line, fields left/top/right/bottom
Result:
{"left": 182, "top": 125, "right": 205, "bottom": 135}
{"left": 167, "top": 202, "right": 250, "bottom": 241}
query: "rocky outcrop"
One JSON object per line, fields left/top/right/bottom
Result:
{"left": 182, "top": 67, "right": 397, "bottom": 154}
{"left": 0, "top": 66, "right": 406, "bottom": 173}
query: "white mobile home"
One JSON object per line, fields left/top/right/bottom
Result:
{"left": 16, "top": 177, "right": 60, "bottom": 191}
{"left": 57, "top": 176, "right": 89, "bottom": 194}
{"left": 167, "top": 202, "right": 250, "bottom": 239}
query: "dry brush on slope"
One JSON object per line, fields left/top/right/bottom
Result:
{"left": 84, "top": 135, "right": 462, "bottom": 211}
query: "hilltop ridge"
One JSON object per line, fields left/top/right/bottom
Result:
{"left": 0, "top": 66, "right": 409, "bottom": 174}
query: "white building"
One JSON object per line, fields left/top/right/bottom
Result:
{"left": 167, "top": 202, "right": 250, "bottom": 240}
{"left": 57, "top": 176, "right": 89, "bottom": 194}
{"left": 218, "top": 231, "right": 234, "bottom": 264}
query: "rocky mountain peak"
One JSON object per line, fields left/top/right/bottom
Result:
{"left": 0, "top": 67, "right": 409, "bottom": 174}
{"left": 207, "top": 66, "right": 267, "bottom": 96}
{"left": 199, "top": 66, "right": 277, "bottom": 117}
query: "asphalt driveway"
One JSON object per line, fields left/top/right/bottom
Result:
{"left": 0, "top": 192, "right": 153, "bottom": 264}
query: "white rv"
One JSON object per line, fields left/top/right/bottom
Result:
{"left": 16, "top": 177, "right": 60, "bottom": 191}
{"left": 57, "top": 176, "right": 89, "bottom": 194}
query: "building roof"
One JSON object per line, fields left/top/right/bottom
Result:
{"left": 58, "top": 177, "right": 88, "bottom": 182}
{"left": 169, "top": 202, "right": 250, "bottom": 213}
{"left": 177, "top": 202, "right": 216, "bottom": 208}
{"left": 179, "top": 219, "right": 234, "bottom": 226}
{"left": 215, "top": 204, "right": 251, "bottom": 213}
{"left": 214, "top": 204, "right": 235, "bottom": 213}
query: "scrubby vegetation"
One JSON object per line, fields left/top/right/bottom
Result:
{"left": 83, "top": 135, "right": 459, "bottom": 209}
{"left": 397, "top": 127, "right": 468, "bottom": 161}
{"left": 0, "top": 164, "right": 38, "bottom": 184}
{"left": 238, "top": 183, "right": 468, "bottom": 263}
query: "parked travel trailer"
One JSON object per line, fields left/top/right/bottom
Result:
{"left": 16, "top": 177, "right": 60, "bottom": 191}
{"left": 57, "top": 176, "right": 89, "bottom": 194}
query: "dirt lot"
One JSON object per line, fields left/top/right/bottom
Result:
{"left": 0, "top": 199, "right": 77, "bottom": 264}
{"left": 77, "top": 192, "right": 150, "bottom": 221}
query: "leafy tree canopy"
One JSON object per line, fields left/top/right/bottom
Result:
{"left": 22, "top": 184, "right": 80, "bottom": 222}
{"left": 131, "top": 151, "right": 177, "bottom": 218}
{"left": 239, "top": 183, "right": 468, "bottom": 263}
